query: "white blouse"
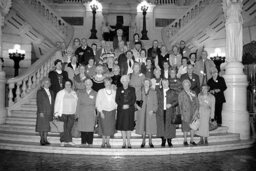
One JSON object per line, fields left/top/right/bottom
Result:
{"left": 96, "top": 88, "right": 117, "bottom": 112}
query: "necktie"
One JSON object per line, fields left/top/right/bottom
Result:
{"left": 203, "top": 60, "right": 207, "bottom": 85}
{"left": 129, "top": 60, "right": 132, "bottom": 68}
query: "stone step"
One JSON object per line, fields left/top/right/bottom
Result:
{"left": 10, "top": 110, "right": 36, "bottom": 117}
{"left": 0, "top": 124, "right": 229, "bottom": 137}
{"left": 20, "top": 104, "right": 37, "bottom": 111}
{"left": 0, "top": 130, "right": 240, "bottom": 146}
{"left": 5, "top": 118, "right": 36, "bottom": 125}
{"left": 0, "top": 139, "right": 253, "bottom": 155}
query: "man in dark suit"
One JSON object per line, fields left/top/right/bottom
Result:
{"left": 49, "top": 59, "right": 69, "bottom": 96}
{"left": 147, "top": 40, "right": 161, "bottom": 65}
{"left": 119, "top": 50, "right": 134, "bottom": 76}
{"left": 161, "top": 61, "right": 170, "bottom": 79}
{"left": 180, "top": 64, "right": 200, "bottom": 95}
{"left": 75, "top": 38, "right": 94, "bottom": 65}
{"left": 207, "top": 67, "right": 227, "bottom": 126}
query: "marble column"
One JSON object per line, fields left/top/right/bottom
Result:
{"left": 0, "top": 0, "right": 12, "bottom": 124}
{"left": 222, "top": 0, "right": 250, "bottom": 140}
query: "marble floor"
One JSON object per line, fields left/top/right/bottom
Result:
{"left": 0, "top": 143, "right": 256, "bottom": 171}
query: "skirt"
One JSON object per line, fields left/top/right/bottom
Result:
{"left": 98, "top": 110, "right": 116, "bottom": 136}
{"left": 116, "top": 108, "right": 135, "bottom": 131}
{"left": 182, "top": 120, "right": 191, "bottom": 132}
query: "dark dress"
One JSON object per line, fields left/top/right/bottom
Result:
{"left": 207, "top": 76, "right": 227, "bottom": 125}
{"left": 116, "top": 86, "right": 136, "bottom": 131}
{"left": 111, "top": 75, "right": 122, "bottom": 88}
{"left": 36, "top": 88, "right": 54, "bottom": 132}
{"left": 48, "top": 70, "right": 69, "bottom": 96}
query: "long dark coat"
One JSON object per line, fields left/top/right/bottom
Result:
{"left": 36, "top": 88, "right": 55, "bottom": 132}
{"left": 156, "top": 88, "right": 178, "bottom": 138}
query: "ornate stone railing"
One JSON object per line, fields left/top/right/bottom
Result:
{"left": 161, "top": 0, "right": 215, "bottom": 46}
{"left": 22, "top": 0, "right": 73, "bottom": 43}
{"left": 6, "top": 0, "right": 74, "bottom": 110}
{"left": 63, "top": 0, "right": 85, "bottom": 3}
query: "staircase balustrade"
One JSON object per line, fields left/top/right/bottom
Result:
{"left": 6, "top": 0, "right": 74, "bottom": 110}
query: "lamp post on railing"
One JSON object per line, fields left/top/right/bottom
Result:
{"left": 8, "top": 44, "right": 25, "bottom": 77}
{"left": 89, "top": 0, "right": 98, "bottom": 39}
{"left": 141, "top": 1, "right": 149, "bottom": 40}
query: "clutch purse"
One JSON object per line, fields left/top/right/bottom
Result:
{"left": 209, "top": 119, "right": 218, "bottom": 131}
{"left": 189, "top": 118, "right": 200, "bottom": 131}
{"left": 136, "top": 100, "right": 143, "bottom": 108}
{"left": 50, "top": 118, "right": 64, "bottom": 133}
{"left": 171, "top": 114, "right": 182, "bottom": 124}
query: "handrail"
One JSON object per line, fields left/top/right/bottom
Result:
{"left": 161, "top": 0, "right": 216, "bottom": 47}
{"left": 7, "top": 0, "right": 74, "bottom": 108}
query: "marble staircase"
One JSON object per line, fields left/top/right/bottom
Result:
{"left": 0, "top": 97, "right": 254, "bottom": 156}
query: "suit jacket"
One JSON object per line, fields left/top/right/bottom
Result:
{"left": 75, "top": 46, "right": 94, "bottom": 65}
{"left": 207, "top": 76, "right": 227, "bottom": 103}
{"left": 147, "top": 47, "right": 161, "bottom": 59}
{"left": 161, "top": 69, "right": 170, "bottom": 79}
{"left": 180, "top": 73, "right": 200, "bottom": 95}
{"left": 194, "top": 59, "right": 216, "bottom": 86}
{"left": 119, "top": 58, "right": 135, "bottom": 76}
{"left": 48, "top": 70, "right": 69, "bottom": 95}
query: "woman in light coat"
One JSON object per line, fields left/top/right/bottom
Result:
{"left": 136, "top": 79, "right": 158, "bottom": 148}
{"left": 54, "top": 79, "right": 78, "bottom": 147}
{"left": 76, "top": 78, "right": 97, "bottom": 147}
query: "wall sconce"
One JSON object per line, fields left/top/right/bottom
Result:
{"left": 8, "top": 44, "right": 25, "bottom": 77}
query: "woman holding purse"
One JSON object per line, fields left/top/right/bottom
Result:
{"left": 136, "top": 79, "right": 158, "bottom": 148}
{"left": 197, "top": 85, "right": 215, "bottom": 145}
{"left": 178, "top": 79, "right": 199, "bottom": 146}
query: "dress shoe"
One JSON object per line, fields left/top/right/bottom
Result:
{"left": 127, "top": 144, "right": 132, "bottom": 149}
{"left": 149, "top": 143, "right": 154, "bottom": 148}
{"left": 106, "top": 143, "right": 111, "bottom": 148}
{"left": 183, "top": 141, "right": 188, "bottom": 146}
{"left": 40, "top": 140, "right": 46, "bottom": 146}
{"left": 141, "top": 143, "right": 145, "bottom": 148}
{"left": 44, "top": 141, "right": 50, "bottom": 145}
{"left": 101, "top": 143, "right": 105, "bottom": 148}
{"left": 190, "top": 141, "right": 197, "bottom": 146}
{"left": 205, "top": 138, "right": 208, "bottom": 145}
{"left": 167, "top": 139, "right": 173, "bottom": 147}
{"left": 168, "top": 142, "right": 173, "bottom": 147}
{"left": 122, "top": 144, "right": 126, "bottom": 148}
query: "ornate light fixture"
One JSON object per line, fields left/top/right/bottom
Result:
{"left": 89, "top": 0, "right": 99, "bottom": 39}
{"left": 8, "top": 44, "right": 25, "bottom": 77}
{"left": 140, "top": 0, "right": 149, "bottom": 40}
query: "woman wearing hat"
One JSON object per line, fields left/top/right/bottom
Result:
{"left": 207, "top": 67, "right": 227, "bottom": 126}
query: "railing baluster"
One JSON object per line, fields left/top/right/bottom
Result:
{"left": 21, "top": 78, "right": 27, "bottom": 98}
{"left": 8, "top": 83, "right": 14, "bottom": 106}
{"left": 27, "top": 76, "right": 32, "bottom": 93}
{"left": 15, "top": 82, "right": 22, "bottom": 102}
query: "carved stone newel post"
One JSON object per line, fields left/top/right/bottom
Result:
{"left": 222, "top": 0, "right": 250, "bottom": 139}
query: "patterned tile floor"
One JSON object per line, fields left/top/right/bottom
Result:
{"left": 0, "top": 143, "right": 256, "bottom": 171}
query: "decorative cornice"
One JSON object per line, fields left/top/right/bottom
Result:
{"left": 0, "top": 0, "right": 12, "bottom": 16}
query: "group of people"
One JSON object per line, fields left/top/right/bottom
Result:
{"left": 36, "top": 30, "right": 227, "bottom": 148}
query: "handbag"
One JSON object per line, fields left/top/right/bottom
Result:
{"left": 171, "top": 114, "right": 182, "bottom": 124}
{"left": 209, "top": 119, "right": 218, "bottom": 131}
{"left": 136, "top": 100, "right": 143, "bottom": 108}
{"left": 71, "top": 120, "right": 81, "bottom": 138}
{"left": 50, "top": 118, "right": 64, "bottom": 133}
{"left": 190, "top": 118, "right": 200, "bottom": 131}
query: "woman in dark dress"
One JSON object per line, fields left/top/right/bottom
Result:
{"left": 207, "top": 67, "right": 227, "bottom": 126}
{"left": 157, "top": 45, "right": 170, "bottom": 70}
{"left": 116, "top": 75, "right": 136, "bottom": 148}
{"left": 111, "top": 65, "right": 122, "bottom": 89}
{"left": 36, "top": 77, "right": 54, "bottom": 145}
